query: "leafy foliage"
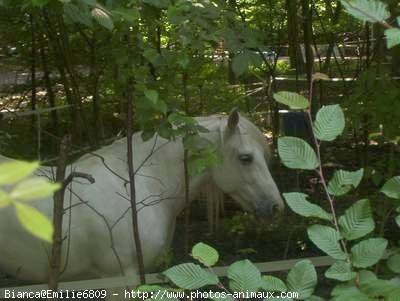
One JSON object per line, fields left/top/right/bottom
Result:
{"left": 381, "top": 176, "right": 400, "bottom": 199}
{"left": 351, "top": 238, "right": 388, "bottom": 268}
{"left": 0, "top": 161, "right": 59, "bottom": 242}
{"left": 278, "top": 137, "right": 319, "bottom": 170}
{"left": 191, "top": 242, "right": 219, "bottom": 267}
{"left": 385, "top": 28, "right": 400, "bottom": 49}
{"left": 283, "top": 192, "right": 332, "bottom": 221}
{"left": 340, "top": 0, "right": 400, "bottom": 48}
{"left": 227, "top": 260, "right": 262, "bottom": 292}
{"left": 274, "top": 92, "right": 309, "bottom": 110}
{"left": 15, "top": 202, "right": 53, "bottom": 242}
{"left": 0, "top": 0, "right": 399, "bottom": 298}
{"left": 338, "top": 199, "right": 375, "bottom": 240}
{"left": 340, "top": 0, "right": 390, "bottom": 23}
{"left": 313, "top": 105, "right": 345, "bottom": 141}
{"left": 325, "top": 261, "right": 356, "bottom": 282}
{"left": 163, "top": 263, "right": 219, "bottom": 289}
{"left": 286, "top": 260, "right": 317, "bottom": 300}
{"left": 387, "top": 254, "right": 400, "bottom": 274}
{"left": 260, "top": 275, "right": 287, "bottom": 292}
{"left": 276, "top": 82, "right": 400, "bottom": 300}
{"left": 307, "top": 225, "right": 346, "bottom": 260}
{"left": 327, "top": 169, "right": 364, "bottom": 196}
{"left": 0, "top": 161, "right": 40, "bottom": 185}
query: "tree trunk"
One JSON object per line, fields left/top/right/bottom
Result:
{"left": 88, "top": 31, "right": 104, "bottom": 146}
{"left": 322, "top": 1, "right": 342, "bottom": 71}
{"left": 302, "top": 0, "right": 313, "bottom": 83}
{"left": 38, "top": 30, "right": 59, "bottom": 136}
{"left": 29, "top": 14, "right": 37, "bottom": 133}
{"left": 287, "top": 0, "right": 305, "bottom": 73}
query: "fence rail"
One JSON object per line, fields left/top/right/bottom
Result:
{"left": 0, "top": 255, "right": 335, "bottom": 297}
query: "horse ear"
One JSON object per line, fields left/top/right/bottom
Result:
{"left": 227, "top": 108, "right": 239, "bottom": 130}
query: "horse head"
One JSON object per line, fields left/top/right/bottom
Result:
{"left": 211, "top": 109, "right": 284, "bottom": 218}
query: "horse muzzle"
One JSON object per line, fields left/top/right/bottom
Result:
{"left": 255, "top": 200, "right": 284, "bottom": 218}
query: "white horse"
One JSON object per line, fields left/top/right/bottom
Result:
{"left": 0, "top": 110, "right": 284, "bottom": 299}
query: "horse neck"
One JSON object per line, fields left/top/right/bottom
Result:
{"left": 187, "top": 116, "right": 224, "bottom": 198}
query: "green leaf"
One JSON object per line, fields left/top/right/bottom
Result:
{"left": 358, "top": 269, "right": 377, "bottom": 284}
{"left": 91, "top": 6, "right": 113, "bottom": 30}
{"left": 283, "top": 192, "right": 332, "bottom": 221}
{"left": 325, "top": 261, "right": 356, "bottom": 281}
{"left": 10, "top": 178, "right": 60, "bottom": 201}
{"left": 178, "top": 55, "right": 190, "bottom": 69}
{"left": 0, "top": 161, "right": 39, "bottom": 185}
{"left": 396, "top": 215, "right": 400, "bottom": 227}
{"left": 231, "top": 51, "right": 262, "bottom": 76}
{"left": 313, "top": 105, "right": 345, "bottom": 141}
{"left": 157, "top": 123, "right": 173, "bottom": 140}
{"left": 188, "top": 148, "right": 221, "bottom": 176}
{"left": 142, "top": 129, "right": 156, "bottom": 141}
{"left": 143, "top": 0, "right": 170, "bottom": 9}
{"left": 274, "top": 91, "right": 309, "bottom": 110}
{"left": 63, "top": 3, "right": 93, "bottom": 27}
{"left": 143, "top": 48, "right": 161, "bottom": 65}
{"left": 327, "top": 169, "right": 364, "bottom": 196}
{"left": 278, "top": 137, "right": 319, "bottom": 170}
{"left": 307, "top": 225, "right": 346, "bottom": 260}
{"left": 80, "top": 0, "right": 96, "bottom": 5}
{"left": 340, "top": 0, "right": 390, "bottom": 23}
{"left": 183, "top": 135, "right": 213, "bottom": 151}
{"left": 227, "top": 259, "right": 262, "bottom": 292}
{"left": 191, "top": 243, "right": 219, "bottom": 267}
{"left": 338, "top": 199, "right": 375, "bottom": 240}
{"left": 331, "top": 283, "right": 361, "bottom": 297}
{"left": 381, "top": 176, "right": 400, "bottom": 199}
{"left": 331, "top": 284, "right": 370, "bottom": 301}
{"left": 385, "top": 28, "right": 400, "bottom": 49}
{"left": 163, "top": 263, "right": 219, "bottom": 289}
{"left": 168, "top": 113, "right": 196, "bottom": 127}
{"left": 351, "top": 238, "right": 388, "bottom": 268}
{"left": 231, "top": 53, "right": 249, "bottom": 76}
{"left": 15, "top": 202, "right": 53, "bottom": 243}
{"left": 286, "top": 260, "right": 317, "bottom": 300}
{"left": 360, "top": 278, "right": 398, "bottom": 297}
{"left": 386, "top": 279, "right": 400, "bottom": 301}
{"left": 143, "top": 90, "right": 167, "bottom": 113}
{"left": 32, "top": 0, "right": 49, "bottom": 7}
{"left": 387, "top": 253, "right": 400, "bottom": 273}
{"left": 306, "top": 296, "right": 325, "bottom": 301}
{"left": 0, "top": 190, "right": 12, "bottom": 208}
{"left": 144, "top": 90, "right": 159, "bottom": 104}
{"left": 112, "top": 8, "right": 140, "bottom": 24}
{"left": 261, "top": 275, "right": 287, "bottom": 292}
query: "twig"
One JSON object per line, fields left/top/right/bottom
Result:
{"left": 48, "top": 136, "right": 95, "bottom": 292}
{"left": 126, "top": 84, "right": 146, "bottom": 284}
{"left": 306, "top": 76, "right": 349, "bottom": 259}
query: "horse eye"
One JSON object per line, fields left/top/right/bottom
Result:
{"left": 239, "top": 154, "right": 253, "bottom": 164}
